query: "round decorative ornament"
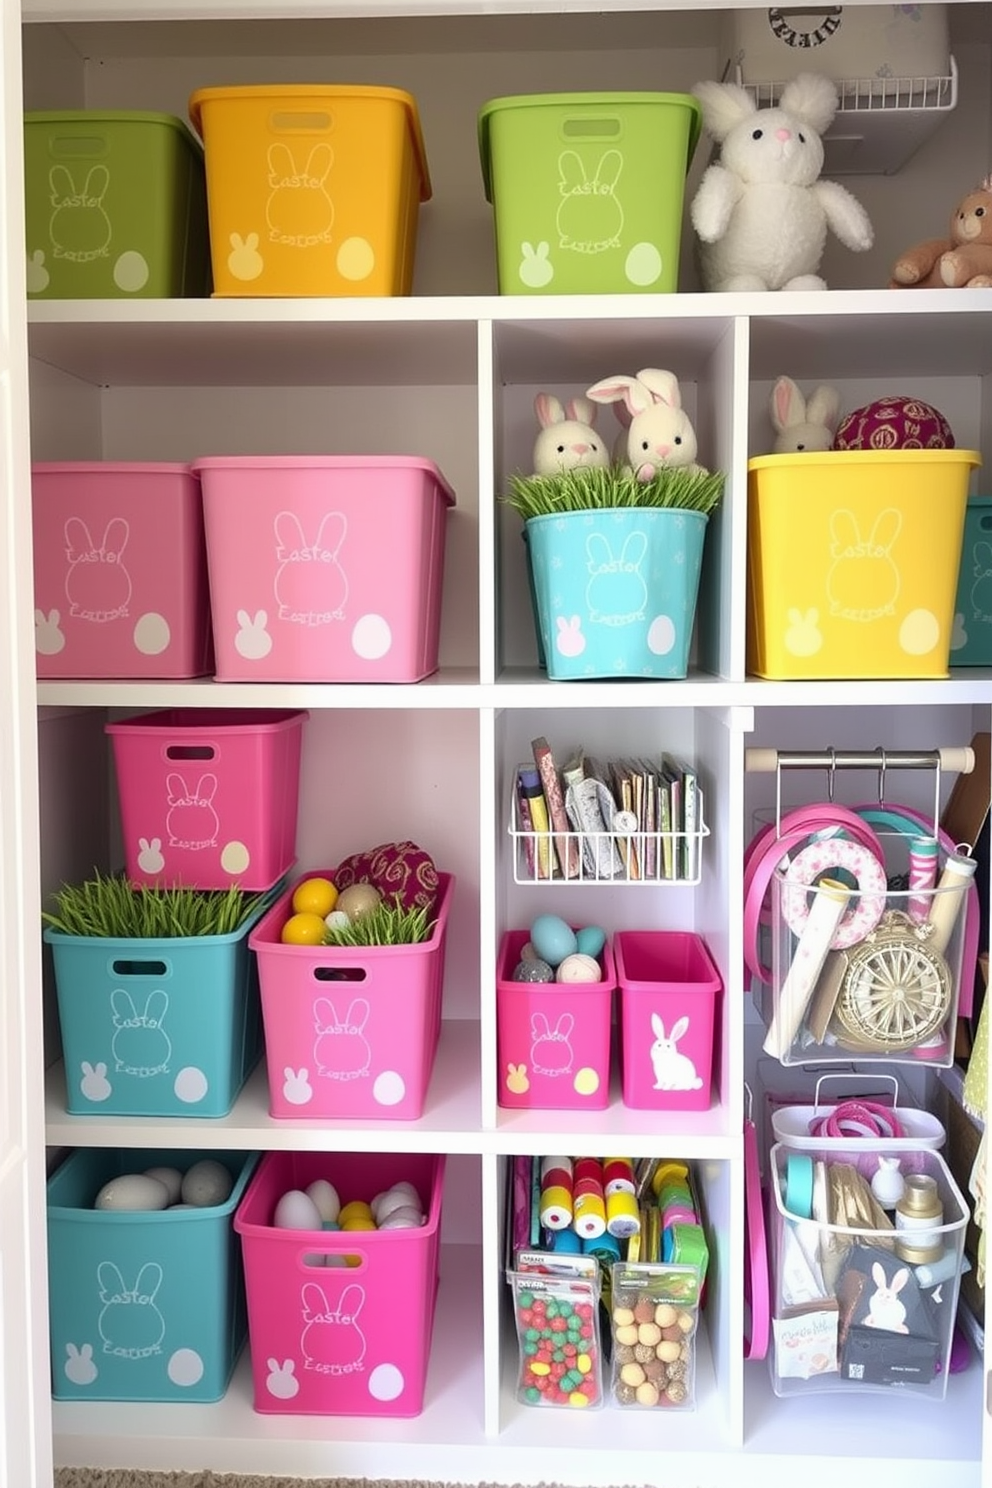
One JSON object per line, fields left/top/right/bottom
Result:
{"left": 512, "top": 958, "right": 554, "bottom": 983}
{"left": 833, "top": 397, "right": 954, "bottom": 452}
{"left": 833, "top": 910, "right": 952, "bottom": 1052}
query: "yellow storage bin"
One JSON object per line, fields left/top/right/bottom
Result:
{"left": 747, "top": 449, "right": 981, "bottom": 680}
{"left": 188, "top": 85, "right": 431, "bottom": 297}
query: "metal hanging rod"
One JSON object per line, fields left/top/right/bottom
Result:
{"left": 745, "top": 747, "right": 975, "bottom": 775}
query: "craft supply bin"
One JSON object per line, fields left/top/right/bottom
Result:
{"left": 949, "top": 495, "right": 992, "bottom": 665}
{"left": 24, "top": 111, "right": 210, "bottom": 299}
{"left": 747, "top": 450, "right": 981, "bottom": 679}
{"left": 478, "top": 91, "right": 701, "bottom": 295}
{"left": 105, "top": 708, "right": 307, "bottom": 891}
{"left": 495, "top": 928, "right": 614, "bottom": 1111}
{"left": 31, "top": 462, "right": 213, "bottom": 680}
{"left": 614, "top": 931, "right": 720, "bottom": 1112}
{"left": 187, "top": 85, "right": 431, "bottom": 297}
{"left": 234, "top": 1150, "right": 445, "bottom": 1416}
{"left": 47, "top": 1148, "right": 258, "bottom": 1403}
{"left": 194, "top": 455, "right": 455, "bottom": 683}
{"left": 768, "top": 1142, "right": 968, "bottom": 1399}
{"left": 250, "top": 871, "right": 454, "bottom": 1120}
{"left": 45, "top": 890, "right": 271, "bottom": 1118}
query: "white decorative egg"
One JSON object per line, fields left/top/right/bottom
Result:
{"left": 556, "top": 952, "right": 602, "bottom": 983}
{"left": 305, "top": 1179, "right": 341, "bottom": 1224}
{"left": 377, "top": 1204, "right": 425, "bottom": 1229}
{"left": 180, "top": 1159, "right": 233, "bottom": 1208}
{"left": 94, "top": 1173, "right": 170, "bottom": 1211}
{"left": 143, "top": 1165, "right": 183, "bottom": 1205}
{"left": 274, "top": 1189, "right": 324, "bottom": 1230}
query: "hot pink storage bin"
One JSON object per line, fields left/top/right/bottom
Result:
{"left": 614, "top": 931, "right": 721, "bottom": 1112}
{"left": 194, "top": 454, "right": 455, "bottom": 683}
{"left": 31, "top": 462, "right": 212, "bottom": 679}
{"left": 106, "top": 707, "right": 307, "bottom": 890}
{"left": 250, "top": 871, "right": 454, "bottom": 1120}
{"left": 234, "top": 1149, "right": 445, "bottom": 1417}
{"left": 496, "top": 929, "right": 614, "bottom": 1111}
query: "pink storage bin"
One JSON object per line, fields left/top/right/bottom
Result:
{"left": 614, "top": 931, "right": 721, "bottom": 1112}
{"left": 106, "top": 707, "right": 307, "bottom": 890}
{"left": 194, "top": 455, "right": 456, "bottom": 683}
{"left": 31, "top": 462, "right": 212, "bottom": 679}
{"left": 496, "top": 929, "right": 614, "bottom": 1111}
{"left": 251, "top": 871, "right": 454, "bottom": 1120}
{"left": 234, "top": 1149, "right": 445, "bottom": 1417}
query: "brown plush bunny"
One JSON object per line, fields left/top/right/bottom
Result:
{"left": 890, "top": 178, "right": 992, "bottom": 289}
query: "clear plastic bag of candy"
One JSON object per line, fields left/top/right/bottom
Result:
{"left": 608, "top": 1262, "right": 702, "bottom": 1408}
{"left": 509, "top": 1271, "right": 603, "bottom": 1408}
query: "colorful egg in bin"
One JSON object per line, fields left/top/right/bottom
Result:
{"left": 833, "top": 397, "right": 954, "bottom": 451}
{"left": 292, "top": 875, "right": 338, "bottom": 918}
{"left": 519, "top": 942, "right": 537, "bottom": 961}
{"left": 305, "top": 1179, "right": 341, "bottom": 1224}
{"left": 324, "top": 909, "right": 351, "bottom": 933}
{"left": 341, "top": 1214, "right": 378, "bottom": 1231}
{"left": 556, "top": 952, "right": 602, "bottom": 983}
{"left": 274, "top": 1189, "right": 323, "bottom": 1230}
{"left": 181, "top": 1158, "right": 234, "bottom": 1207}
{"left": 338, "top": 1199, "right": 375, "bottom": 1228}
{"left": 530, "top": 913, "right": 578, "bottom": 967}
{"left": 281, "top": 911, "right": 328, "bottom": 946}
{"left": 335, "top": 882, "right": 383, "bottom": 921}
{"left": 513, "top": 958, "right": 554, "bottom": 983}
{"left": 575, "top": 925, "right": 607, "bottom": 959}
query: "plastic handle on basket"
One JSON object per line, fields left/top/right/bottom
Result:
{"left": 743, "top": 1117, "right": 770, "bottom": 1362}
{"left": 813, "top": 1071, "right": 899, "bottom": 1111}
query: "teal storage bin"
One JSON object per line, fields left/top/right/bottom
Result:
{"left": 950, "top": 495, "right": 992, "bottom": 666}
{"left": 45, "top": 891, "right": 273, "bottom": 1118}
{"left": 478, "top": 91, "right": 701, "bottom": 295}
{"left": 47, "top": 1147, "right": 258, "bottom": 1402}
{"left": 526, "top": 506, "right": 708, "bottom": 680}
{"left": 23, "top": 111, "right": 210, "bottom": 299}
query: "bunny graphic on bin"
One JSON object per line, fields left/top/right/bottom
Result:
{"left": 313, "top": 997, "right": 372, "bottom": 1081}
{"left": 273, "top": 510, "right": 349, "bottom": 627}
{"left": 300, "top": 1282, "right": 367, "bottom": 1376}
{"left": 650, "top": 1013, "right": 703, "bottom": 1091}
{"left": 111, "top": 989, "right": 171, "bottom": 1078}
{"left": 97, "top": 1261, "right": 166, "bottom": 1360}
{"left": 64, "top": 516, "right": 132, "bottom": 623}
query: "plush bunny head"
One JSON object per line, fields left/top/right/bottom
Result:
{"left": 769, "top": 376, "right": 841, "bottom": 453}
{"left": 694, "top": 73, "right": 837, "bottom": 189}
{"left": 586, "top": 368, "right": 699, "bottom": 480}
{"left": 532, "top": 392, "right": 610, "bottom": 476}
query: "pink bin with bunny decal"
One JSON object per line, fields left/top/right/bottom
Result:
{"left": 106, "top": 708, "right": 307, "bottom": 890}
{"left": 31, "top": 463, "right": 213, "bottom": 679}
{"left": 194, "top": 455, "right": 455, "bottom": 683}
{"left": 251, "top": 871, "right": 454, "bottom": 1120}
{"left": 614, "top": 931, "right": 721, "bottom": 1112}
{"left": 496, "top": 929, "right": 614, "bottom": 1111}
{"left": 234, "top": 1150, "right": 445, "bottom": 1416}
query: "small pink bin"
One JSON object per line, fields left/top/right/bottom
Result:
{"left": 614, "top": 931, "right": 721, "bottom": 1112}
{"left": 106, "top": 707, "right": 307, "bottom": 890}
{"left": 496, "top": 929, "right": 614, "bottom": 1111}
{"left": 251, "top": 871, "right": 454, "bottom": 1120}
{"left": 194, "top": 455, "right": 456, "bottom": 683}
{"left": 235, "top": 1149, "right": 445, "bottom": 1417}
{"left": 31, "top": 462, "right": 212, "bottom": 679}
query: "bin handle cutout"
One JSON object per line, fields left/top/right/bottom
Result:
{"left": 313, "top": 966, "right": 368, "bottom": 983}
{"left": 561, "top": 116, "right": 622, "bottom": 139}
{"left": 297, "top": 1247, "right": 367, "bottom": 1274}
{"left": 269, "top": 111, "right": 333, "bottom": 134}
{"left": 50, "top": 136, "right": 107, "bottom": 158}
{"left": 111, "top": 958, "right": 169, "bottom": 978}
{"left": 165, "top": 744, "right": 215, "bottom": 760}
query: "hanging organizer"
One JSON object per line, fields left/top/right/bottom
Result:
{"left": 744, "top": 747, "right": 981, "bottom": 1069}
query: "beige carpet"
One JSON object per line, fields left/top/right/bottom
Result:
{"left": 53, "top": 1477, "right": 537, "bottom": 1488}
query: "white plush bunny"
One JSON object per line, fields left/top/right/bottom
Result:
{"left": 586, "top": 368, "right": 707, "bottom": 481}
{"left": 769, "top": 376, "right": 841, "bottom": 453}
{"left": 690, "top": 72, "right": 873, "bottom": 292}
{"left": 532, "top": 392, "right": 610, "bottom": 476}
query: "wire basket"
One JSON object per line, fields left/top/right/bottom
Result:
{"left": 508, "top": 786, "right": 709, "bottom": 886}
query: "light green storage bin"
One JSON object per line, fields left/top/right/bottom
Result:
{"left": 24, "top": 111, "right": 210, "bottom": 299}
{"left": 478, "top": 91, "right": 701, "bottom": 295}
{"left": 950, "top": 494, "right": 992, "bottom": 666}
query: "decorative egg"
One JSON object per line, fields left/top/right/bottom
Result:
{"left": 338, "top": 1199, "right": 375, "bottom": 1227}
{"left": 834, "top": 397, "right": 954, "bottom": 452}
{"left": 324, "top": 909, "right": 351, "bottom": 932}
{"left": 529, "top": 914, "right": 578, "bottom": 968}
{"left": 377, "top": 1204, "right": 425, "bottom": 1229}
{"left": 142, "top": 1165, "right": 183, "bottom": 1205}
{"left": 519, "top": 942, "right": 538, "bottom": 961}
{"left": 281, "top": 911, "right": 328, "bottom": 946}
{"left": 335, "top": 883, "right": 383, "bottom": 921}
{"left": 556, "top": 952, "right": 602, "bottom": 983}
{"left": 305, "top": 1179, "right": 341, "bottom": 1224}
{"left": 372, "top": 1185, "right": 419, "bottom": 1223}
{"left": 513, "top": 957, "right": 554, "bottom": 983}
{"left": 95, "top": 1173, "right": 170, "bottom": 1212}
{"left": 274, "top": 1189, "right": 323, "bottom": 1230}
{"left": 181, "top": 1158, "right": 233, "bottom": 1208}
{"left": 292, "top": 876, "right": 338, "bottom": 919}
{"left": 575, "top": 925, "right": 607, "bottom": 959}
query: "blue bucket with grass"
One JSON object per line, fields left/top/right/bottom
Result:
{"left": 526, "top": 506, "right": 708, "bottom": 679}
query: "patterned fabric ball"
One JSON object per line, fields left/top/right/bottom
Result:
{"left": 333, "top": 840, "right": 439, "bottom": 912}
{"left": 833, "top": 397, "right": 955, "bottom": 451}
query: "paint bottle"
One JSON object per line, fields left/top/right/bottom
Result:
{"left": 894, "top": 1173, "right": 944, "bottom": 1264}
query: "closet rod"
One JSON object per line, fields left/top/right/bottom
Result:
{"left": 745, "top": 747, "right": 975, "bottom": 774}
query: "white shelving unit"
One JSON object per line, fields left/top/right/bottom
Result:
{"left": 2, "top": 2, "right": 991, "bottom": 1485}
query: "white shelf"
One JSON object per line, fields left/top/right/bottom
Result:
{"left": 36, "top": 669, "right": 483, "bottom": 710}
{"left": 45, "top": 1020, "right": 484, "bottom": 1152}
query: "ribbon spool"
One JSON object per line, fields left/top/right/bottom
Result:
{"left": 808, "top": 1100, "right": 905, "bottom": 1140}
{"left": 779, "top": 837, "right": 888, "bottom": 948}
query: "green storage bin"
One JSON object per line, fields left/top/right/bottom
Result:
{"left": 950, "top": 495, "right": 992, "bottom": 666}
{"left": 478, "top": 91, "right": 701, "bottom": 296}
{"left": 24, "top": 111, "right": 210, "bottom": 298}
